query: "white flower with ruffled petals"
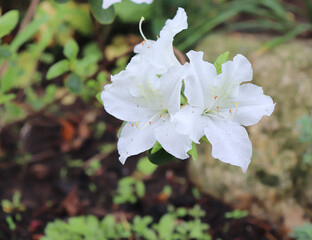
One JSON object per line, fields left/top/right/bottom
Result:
{"left": 101, "top": 59, "right": 192, "bottom": 164}
{"left": 172, "top": 51, "right": 275, "bottom": 172}
{"left": 102, "top": 0, "right": 153, "bottom": 9}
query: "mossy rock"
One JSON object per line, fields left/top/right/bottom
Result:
{"left": 188, "top": 34, "right": 312, "bottom": 231}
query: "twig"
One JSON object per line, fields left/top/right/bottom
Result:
{"left": 17, "top": 0, "right": 40, "bottom": 34}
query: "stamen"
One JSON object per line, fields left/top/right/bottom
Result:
{"left": 214, "top": 96, "right": 218, "bottom": 100}
{"left": 160, "top": 114, "right": 162, "bottom": 118}
{"left": 131, "top": 123, "right": 134, "bottom": 127}
{"left": 157, "top": 35, "right": 159, "bottom": 39}
{"left": 135, "top": 122, "right": 139, "bottom": 128}
{"left": 229, "top": 109, "right": 232, "bottom": 114}
{"left": 137, "top": 104, "right": 139, "bottom": 108}
{"left": 216, "top": 106, "right": 220, "bottom": 110}
{"left": 149, "top": 121, "right": 151, "bottom": 125}
{"left": 139, "top": 17, "right": 148, "bottom": 42}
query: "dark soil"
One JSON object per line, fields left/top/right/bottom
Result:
{"left": 0, "top": 99, "right": 287, "bottom": 240}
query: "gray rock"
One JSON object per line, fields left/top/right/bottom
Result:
{"left": 188, "top": 34, "right": 312, "bottom": 231}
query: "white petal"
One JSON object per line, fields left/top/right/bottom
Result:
{"left": 134, "top": 8, "right": 188, "bottom": 72}
{"left": 102, "top": 0, "right": 121, "bottom": 9}
{"left": 159, "top": 65, "right": 185, "bottom": 114}
{"left": 171, "top": 105, "right": 205, "bottom": 143}
{"left": 155, "top": 117, "right": 192, "bottom": 159}
{"left": 101, "top": 74, "right": 155, "bottom": 122}
{"left": 216, "top": 54, "right": 253, "bottom": 97}
{"left": 131, "top": 0, "right": 153, "bottom": 4}
{"left": 159, "top": 7, "right": 188, "bottom": 39}
{"left": 204, "top": 118, "right": 252, "bottom": 172}
{"left": 232, "top": 83, "right": 275, "bottom": 126}
{"left": 184, "top": 50, "right": 217, "bottom": 109}
{"left": 118, "top": 122, "right": 157, "bottom": 164}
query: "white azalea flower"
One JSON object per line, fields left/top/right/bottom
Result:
{"left": 102, "top": 0, "right": 153, "bottom": 9}
{"left": 133, "top": 7, "right": 188, "bottom": 74}
{"left": 172, "top": 51, "right": 275, "bottom": 172}
{"left": 101, "top": 59, "right": 192, "bottom": 164}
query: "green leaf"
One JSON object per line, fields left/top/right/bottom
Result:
{"left": 188, "top": 142, "right": 198, "bottom": 161}
{"left": 0, "top": 10, "right": 19, "bottom": 39}
{"left": 10, "top": 14, "right": 49, "bottom": 52}
{"left": 137, "top": 157, "right": 157, "bottom": 175}
{"left": 46, "top": 59, "right": 70, "bottom": 79}
{"left": 54, "top": 0, "right": 70, "bottom": 3}
{"left": 151, "top": 141, "right": 162, "bottom": 154}
{"left": 135, "top": 181, "right": 145, "bottom": 198}
{"left": 0, "top": 46, "right": 12, "bottom": 59}
{"left": 89, "top": 0, "right": 115, "bottom": 24}
{"left": 148, "top": 148, "right": 174, "bottom": 166}
{"left": 214, "top": 51, "right": 229, "bottom": 74}
{"left": 114, "top": 0, "right": 152, "bottom": 23}
{"left": 0, "top": 94, "right": 15, "bottom": 105}
{"left": 64, "top": 39, "right": 79, "bottom": 60}
{"left": 96, "top": 91, "right": 103, "bottom": 104}
{"left": 65, "top": 73, "right": 83, "bottom": 94}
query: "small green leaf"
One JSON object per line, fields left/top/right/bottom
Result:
{"left": 214, "top": 51, "right": 229, "bottom": 74}
{"left": 188, "top": 142, "right": 198, "bottom": 161}
{"left": 64, "top": 39, "right": 79, "bottom": 60}
{"left": 10, "top": 14, "right": 49, "bottom": 52}
{"left": 46, "top": 60, "right": 70, "bottom": 79}
{"left": 65, "top": 73, "right": 83, "bottom": 94}
{"left": 96, "top": 91, "right": 103, "bottom": 104}
{"left": 54, "top": 0, "right": 70, "bottom": 3}
{"left": 0, "top": 10, "right": 19, "bottom": 39}
{"left": 0, "top": 94, "right": 15, "bottom": 105}
{"left": 135, "top": 181, "right": 145, "bottom": 198}
{"left": 89, "top": 0, "right": 115, "bottom": 24}
{"left": 137, "top": 157, "right": 157, "bottom": 175}
{"left": 0, "top": 46, "right": 12, "bottom": 59}
{"left": 151, "top": 141, "right": 162, "bottom": 154}
{"left": 148, "top": 148, "right": 174, "bottom": 166}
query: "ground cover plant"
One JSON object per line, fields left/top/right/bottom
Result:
{"left": 1, "top": 0, "right": 312, "bottom": 239}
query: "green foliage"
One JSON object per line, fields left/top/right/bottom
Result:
{"left": 148, "top": 147, "right": 175, "bottom": 165}
{"left": 214, "top": 51, "right": 229, "bottom": 74}
{"left": 290, "top": 223, "right": 312, "bottom": 240}
{"left": 89, "top": 0, "right": 115, "bottom": 24}
{"left": 42, "top": 215, "right": 131, "bottom": 240}
{"left": 225, "top": 209, "right": 248, "bottom": 219}
{"left": 1, "top": 192, "right": 26, "bottom": 231}
{"left": 64, "top": 39, "right": 79, "bottom": 60}
{"left": 188, "top": 142, "right": 198, "bottom": 161}
{"left": 0, "top": 10, "right": 19, "bottom": 39}
{"left": 113, "top": 156, "right": 157, "bottom": 204}
{"left": 42, "top": 205, "right": 211, "bottom": 240}
{"left": 47, "top": 60, "right": 70, "bottom": 79}
{"left": 114, "top": 0, "right": 152, "bottom": 23}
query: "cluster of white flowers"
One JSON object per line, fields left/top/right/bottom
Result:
{"left": 101, "top": 8, "right": 275, "bottom": 172}
{"left": 102, "top": 0, "right": 153, "bottom": 9}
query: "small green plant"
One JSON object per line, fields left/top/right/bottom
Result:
{"left": 42, "top": 205, "right": 211, "bottom": 240}
{"left": 290, "top": 222, "right": 312, "bottom": 240}
{"left": 225, "top": 209, "right": 248, "bottom": 219}
{"left": 113, "top": 156, "right": 157, "bottom": 204}
{"left": 1, "top": 191, "right": 26, "bottom": 230}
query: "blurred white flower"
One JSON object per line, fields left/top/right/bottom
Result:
{"left": 102, "top": 0, "right": 153, "bottom": 10}
{"left": 172, "top": 51, "right": 275, "bottom": 172}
